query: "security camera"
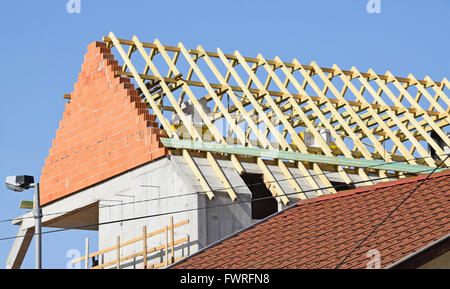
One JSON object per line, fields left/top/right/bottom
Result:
{"left": 5, "top": 175, "right": 35, "bottom": 192}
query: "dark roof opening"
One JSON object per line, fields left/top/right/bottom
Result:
{"left": 240, "top": 172, "right": 278, "bottom": 220}
{"left": 330, "top": 181, "right": 356, "bottom": 192}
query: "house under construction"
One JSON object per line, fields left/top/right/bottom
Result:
{"left": 6, "top": 32, "right": 449, "bottom": 269}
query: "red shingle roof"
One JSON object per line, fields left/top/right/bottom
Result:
{"left": 172, "top": 169, "right": 450, "bottom": 269}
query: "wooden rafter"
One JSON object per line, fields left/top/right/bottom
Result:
{"left": 101, "top": 33, "right": 450, "bottom": 204}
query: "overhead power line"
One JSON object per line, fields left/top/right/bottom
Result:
{"left": 0, "top": 153, "right": 447, "bottom": 225}
{"left": 0, "top": 161, "right": 447, "bottom": 242}
{"left": 334, "top": 154, "right": 450, "bottom": 269}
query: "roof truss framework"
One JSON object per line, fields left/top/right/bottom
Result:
{"left": 100, "top": 32, "right": 449, "bottom": 204}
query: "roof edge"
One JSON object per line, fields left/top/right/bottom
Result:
{"left": 297, "top": 168, "right": 450, "bottom": 207}
{"left": 168, "top": 202, "right": 299, "bottom": 268}
{"left": 385, "top": 234, "right": 450, "bottom": 269}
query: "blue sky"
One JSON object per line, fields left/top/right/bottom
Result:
{"left": 0, "top": 0, "right": 448, "bottom": 269}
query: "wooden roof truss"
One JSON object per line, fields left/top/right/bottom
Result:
{"left": 101, "top": 32, "right": 449, "bottom": 204}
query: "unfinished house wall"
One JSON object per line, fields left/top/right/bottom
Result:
{"left": 95, "top": 155, "right": 254, "bottom": 269}
{"left": 96, "top": 157, "right": 199, "bottom": 268}
{"left": 191, "top": 157, "right": 254, "bottom": 246}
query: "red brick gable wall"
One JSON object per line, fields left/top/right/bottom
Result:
{"left": 39, "top": 41, "right": 168, "bottom": 205}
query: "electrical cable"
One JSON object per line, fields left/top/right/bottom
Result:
{"left": 0, "top": 152, "right": 448, "bottom": 224}
{"left": 334, "top": 153, "right": 450, "bottom": 268}
{"left": 0, "top": 153, "right": 447, "bottom": 224}
{"left": 0, "top": 163, "right": 447, "bottom": 242}
{"left": 0, "top": 175, "right": 398, "bottom": 242}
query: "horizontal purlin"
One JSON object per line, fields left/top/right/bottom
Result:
{"left": 160, "top": 138, "right": 443, "bottom": 174}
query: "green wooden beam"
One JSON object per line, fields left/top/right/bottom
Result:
{"left": 161, "top": 138, "right": 444, "bottom": 174}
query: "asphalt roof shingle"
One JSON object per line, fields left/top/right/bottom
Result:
{"left": 172, "top": 169, "right": 450, "bottom": 269}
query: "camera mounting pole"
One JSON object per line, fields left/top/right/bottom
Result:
{"left": 32, "top": 183, "right": 42, "bottom": 269}
{"left": 5, "top": 176, "right": 42, "bottom": 269}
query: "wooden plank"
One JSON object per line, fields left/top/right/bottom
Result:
{"left": 185, "top": 44, "right": 303, "bottom": 201}
{"left": 408, "top": 74, "right": 446, "bottom": 114}
{"left": 349, "top": 67, "right": 420, "bottom": 165}
{"left": 116, "top": 236, "right": 120, "bottom": 269}
{"left": 105, "top": 34, "right": 448, "bottom": 192}
{"left": 153, "top": 256, "right": 185, "bottom": 269}
{"left": 234, "top": 50, "right": 340, "bottom": 193}
{"left": 187, "top": 150, "right": 404, "bottom": 176}
{"left": 142, "top": 226, "right": 147, "bottom": 269}
{"left": 156, "top": 40, "right": 242, "bottom": 202}
{"left": 220, "top": 136, "right": 440, "bottom": 166}
{"left": 161, "top": 138, "right": 441, "bottom": 174}
{"left": 426, "top": 76, "right": 450, "bottom": 109}
{"left": 134, "top": 37, "right": 200, "bottom": 140}
{"left": 72, "top": 219, "right": 189, "bottom": 264}
{"left": 425, "top": 76, "right": 450, "bottom": 109}
{"left": 309, "top": 62, "right": 393, "bottom": 178}
{"left": 242, "top": 78, "right": 340, "bottom": 194}
{"left": 165, "top": 226, "right": 169, "bottom": 267}
{"left": 216, "top": 48, "right": 307, "bottom": 201}
{"left": 385, "top": 71, "right": 450, "bottom": 166}
{"left": 122, "top": 44, "right": 135, "bottom": 72}
{"left": 221, "top": 49, "right": 330, "bottom": 196}
{"left": 182, "top": 150, "right": 215, "bottom": 200}
{"left": 91, "top": 237, "right": 189, "bottom": 269}
{"left": 205, "top": 152, "right": 238, "bottom": 201}
{"left": 367, "top": 69, "right": 442, "bottom": 167}
{"left": 170, "top": 217, "right": 174, "bottom": 264}
{"left": 330, "top": 103, "right": 445, "bottom": 135}
{"left": 117, "top": 68, "right": 443, "bottom": 122}
{"left": 85, "top": 238, "right": 89, "bottom": 269}
{"left": 109, "top": 33, "right": 173, "bottom": 136}
{"left": 149, "top": 39, "right": 240, "bottom": 201}
{"left": 103, "top": 36, "right": 180, "bottom": 52}
{"left": 204, "top": 48, "right": 294, "bottom": 201}
{"left": 269, "top": 56, "right": 372, "bottom": 185}
{"left": 178, "top": 44, "right": 247, "bottom": 145}
{"left": 129, "top": 72, "right": 442, "bottom": 120}
{"left": 124, "top": 34, "right": 215, "bottom": 200}
{"left": 233, "top": 89, "right": 444, "bottom": 140}
{"left": 187, "top": 48, "right": 439, "bottom": 87}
